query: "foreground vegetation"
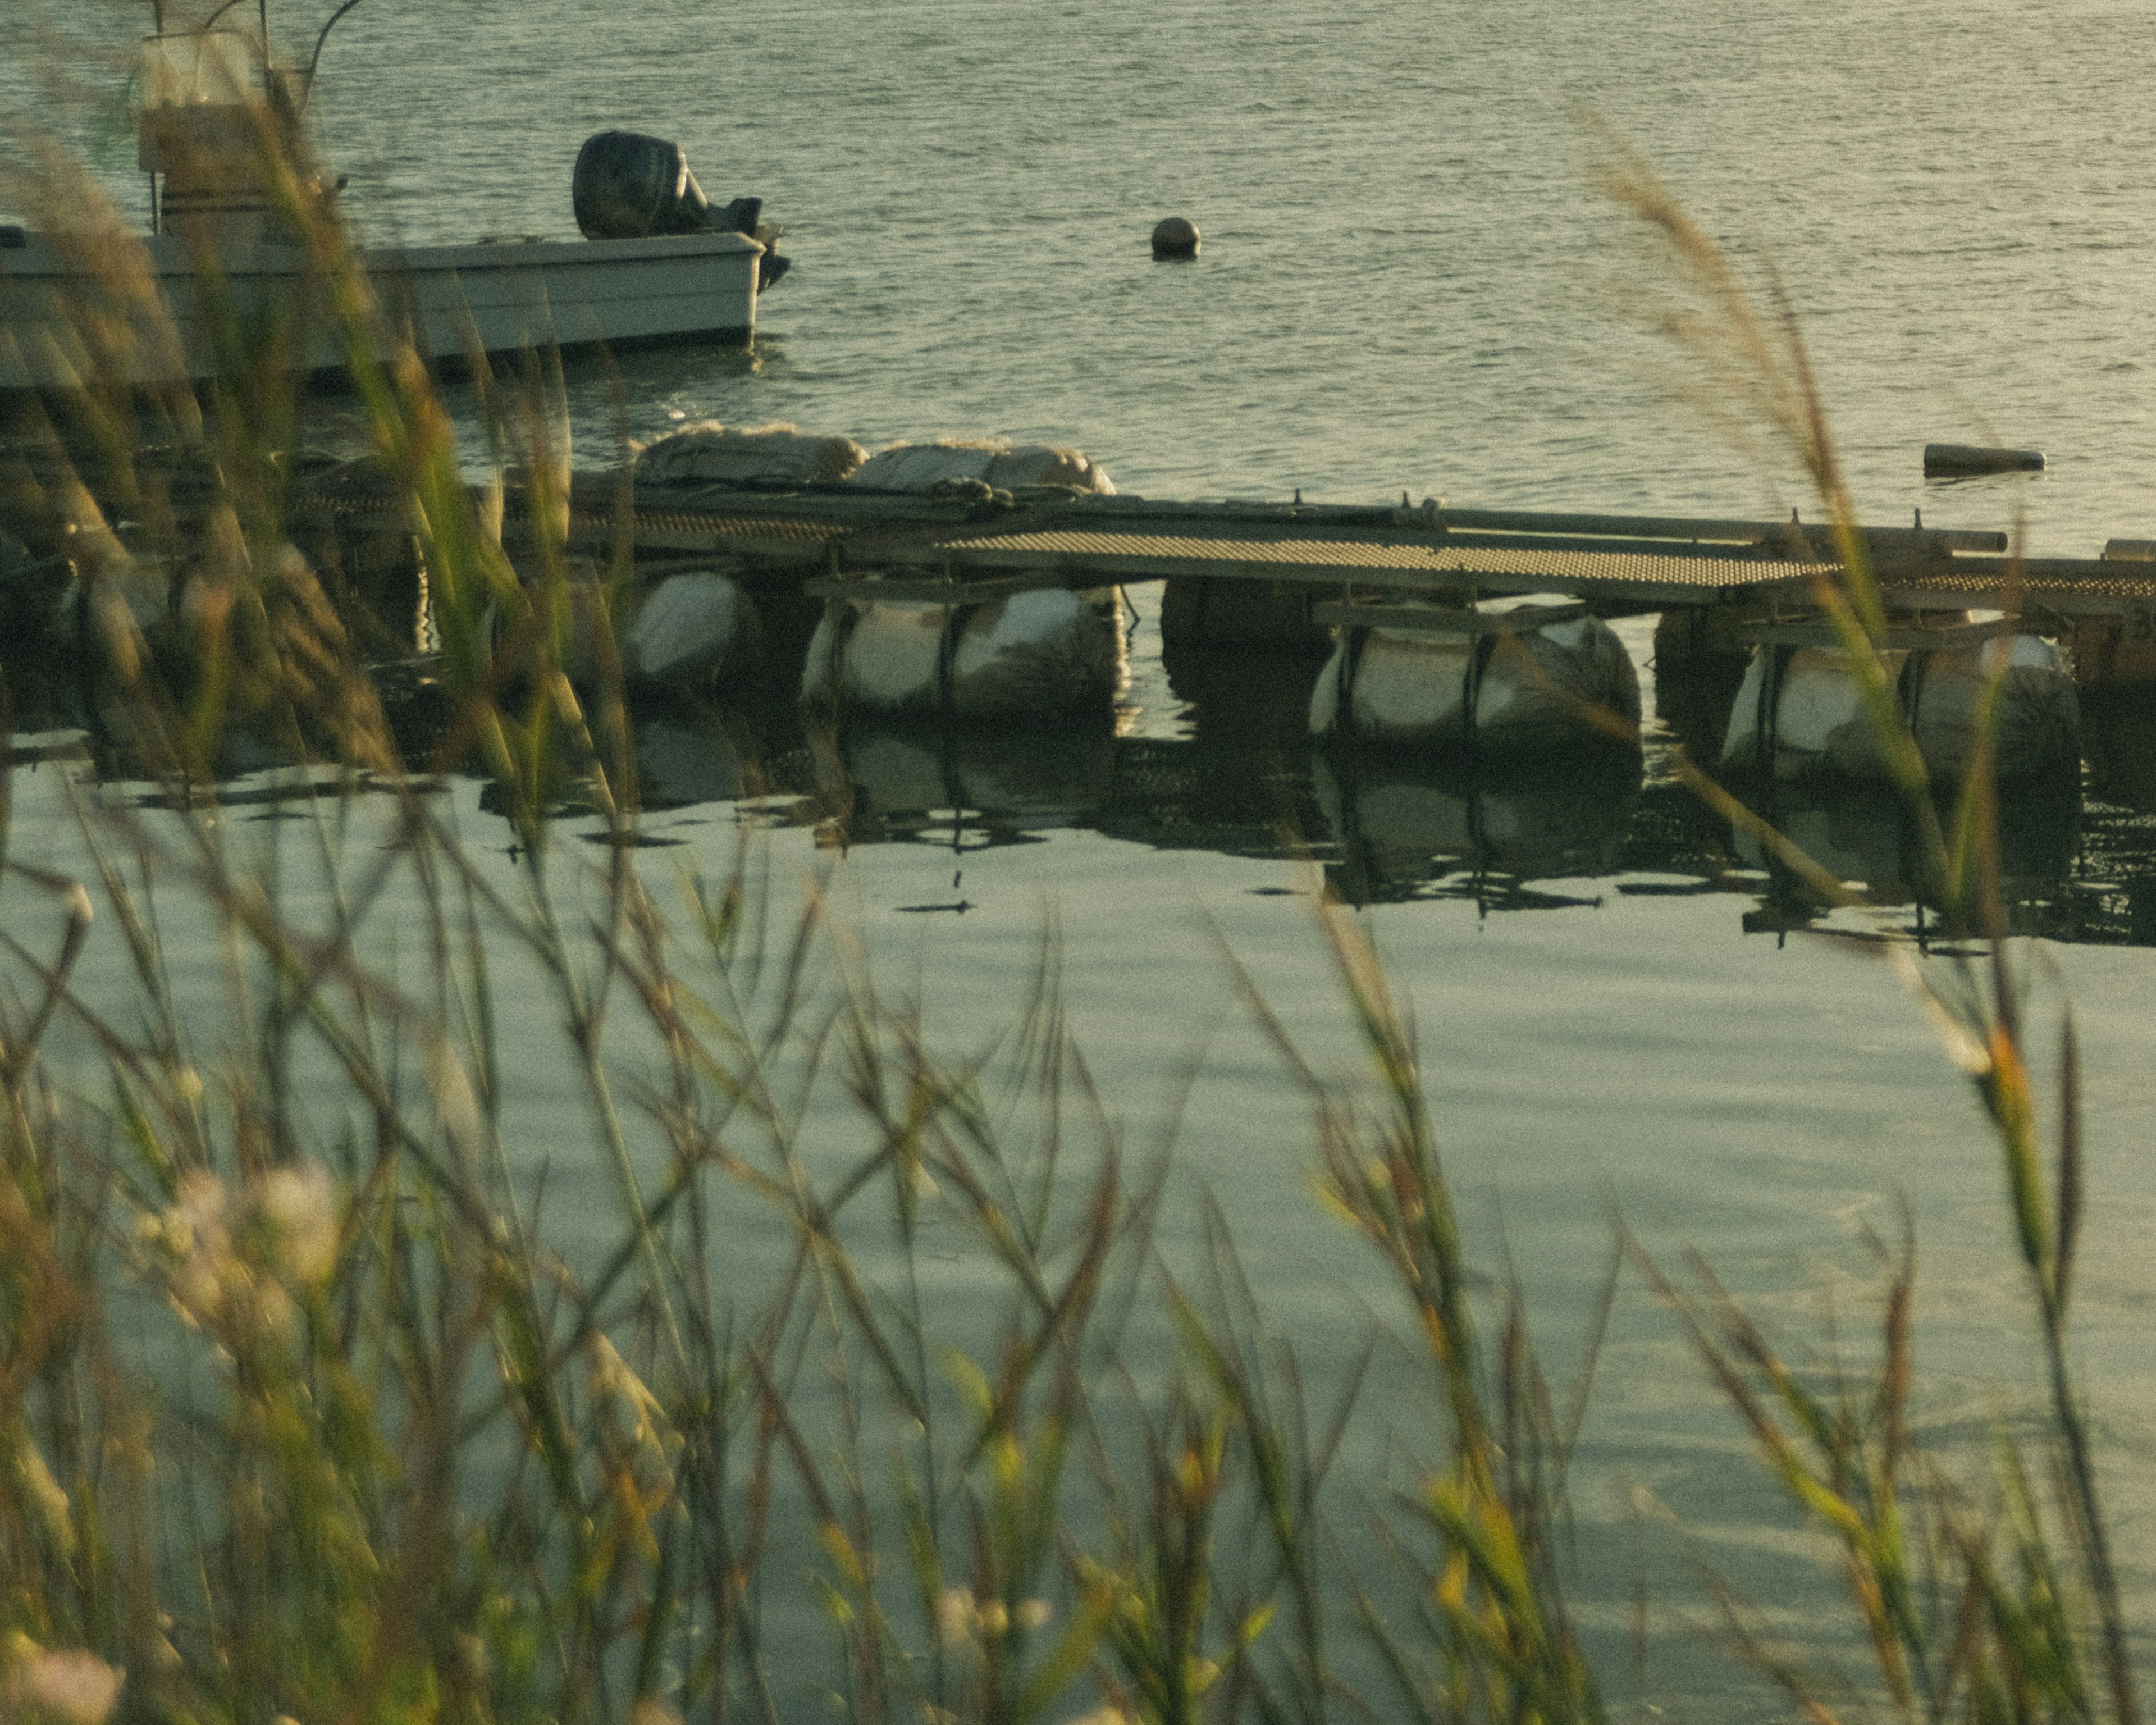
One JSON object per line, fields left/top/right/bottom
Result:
{"left": 0, "top": 43, "right": 2139, "bottom": 1725}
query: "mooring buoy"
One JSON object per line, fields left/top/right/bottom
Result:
{"left": 1924, "top": 442, "right": 2045, "bottom": 476}
{"left": 1150, "top": 216, "right": 1200, "bottom": 259}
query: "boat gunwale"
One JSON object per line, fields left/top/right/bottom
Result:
{"left": 0, "top": 227, "right": 764, "bottom": 283}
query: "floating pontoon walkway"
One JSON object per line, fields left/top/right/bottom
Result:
{"left": 546, "top": 479, "right": 2156, "bottom": 625}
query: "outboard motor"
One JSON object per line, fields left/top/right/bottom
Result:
{"left": 573, "top": 130, "right": 789, "bottom": 288}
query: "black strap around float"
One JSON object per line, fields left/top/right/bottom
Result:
{"left": 934, "top": 600, "right": 983, "bottom": 719}
{"left": 1754, "top": 641, "right": 1792, "bottom": 774}
{"left": 1897, "top": 640, "right": 1932, "bottom": 734}
{"left": 1336, "top": 623, "right": 1371, "bottom": 739}
{"left": 1461, "top": 630, "right": 1499, "bottom": 768}
{"left": 1337, "top": 619, "right": 1500, "bottom": 751}
{"left": 826, "top": 596, "right": 867, "bottom": 709}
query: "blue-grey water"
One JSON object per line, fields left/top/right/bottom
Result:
{"left": 10, "top": 0, "right": 2156, "bottom": 1716}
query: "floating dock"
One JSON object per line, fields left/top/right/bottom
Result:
{"left": 517, "top": 478, "right": 2156, "bottom": 631}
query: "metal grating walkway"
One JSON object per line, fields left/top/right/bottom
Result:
{"left": 437, "top": 472, "right": 2156, "bottom": 621}
{"left": 907, "top": 521, "right": 1844, "bottom": 599}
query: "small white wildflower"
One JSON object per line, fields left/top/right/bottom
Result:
{"left": 426, "top": 1035, "right": 486, "bottom": 1156}
{"left": 257, "top": 1163, "right": 339, "bottom": 1286}
{"left": 1016, "top": 1599, "right": 1052, "bottom": 1631}
{"left": 7, "top": 1639, "right": 123, "bottom": 1725}
{"left": 14, "top": 1435, "right": 74, "bottom": 1557}
{"left": 165, "top": 1172, "right": 235, "bottom": 1323}
{"left": 935, "top": 1586, "right": 975, "bottom": 1642}
{"left": 173, "top": 1171, "right": 229, "bottom": 1249}
{"left": 250, "top": 1276, "right": 298, "bottom": 1346}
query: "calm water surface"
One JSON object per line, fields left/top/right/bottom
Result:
{"left": 9, "top": 0, "right": 2156, "bottom": 1714}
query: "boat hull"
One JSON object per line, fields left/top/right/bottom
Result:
{"left": 0, "top": 226, "right": 763, "bottom": 389}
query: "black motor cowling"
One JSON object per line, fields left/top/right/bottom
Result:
{"left": 573, "top": 130, "right": 762, "bottom": 240}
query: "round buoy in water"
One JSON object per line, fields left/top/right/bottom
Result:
{"left": 1151, "top": 216, "right": 1200, "bottom": 258}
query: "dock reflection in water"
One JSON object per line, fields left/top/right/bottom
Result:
{"left": 28, "top": 618, "right": 2156, "bottom": 946}
{"left": 1724, "top": 781, "right": 2082, "bottom": 941}
{"left": 1315, "top": 745, "right": 1645, "bottom": 909}
{"left": 487, "top": 663, "right": 2156, "bottom": 951}
{"left": 809, "top": 716, "right": 1120, "bottom": 851}
{"left": 803, "top": 642, "right": 1327, "bottom": 859}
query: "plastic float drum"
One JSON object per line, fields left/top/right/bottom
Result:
{"left": 846, "top": 441, "right": 1116, "bottom": 496}
{"left": 636, "top": 422, "right": 867, "bottom": 488}
{"left": 1308, "top": 610, "right": 1641, "bottom": 759}
{"left": 620, "top": 568, "right": 759, "bottom": 688}
{"left": 801, "top": 587, "right": 1124, "bottom": 721}
{"left": 494, "top": 560, "right": 759, "bottom": 694}
{"left": 1719, "top": 633, "right": 2079, "bottom": 785}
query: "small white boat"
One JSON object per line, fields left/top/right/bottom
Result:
{"left": 0, "top": 6, "right": 785, "bottom": 390}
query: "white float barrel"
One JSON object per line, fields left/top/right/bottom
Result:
{"left": 1719, "top": 634, "right": 2079, "bottom": 783}
{"left": 847, "top": 441, "right": 1115, "bottom": 495}
{"left": 802, "top": 587, "right": 1123, "bottom": 720}
{"left": 1309, "top": 613, "right": 1639, "bottom": 758}
{"left": 496, "top": 560, "right": 755, "bottom": 693}
{"left": 636, "top": 423, "right": 867, "bottom": 487}
{"left": 620, "top": 568, "right": 753, "bottom": 688}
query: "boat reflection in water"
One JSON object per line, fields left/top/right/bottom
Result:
{"left": 1314, "top": 743, "right": 1645, "bottom": 909}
